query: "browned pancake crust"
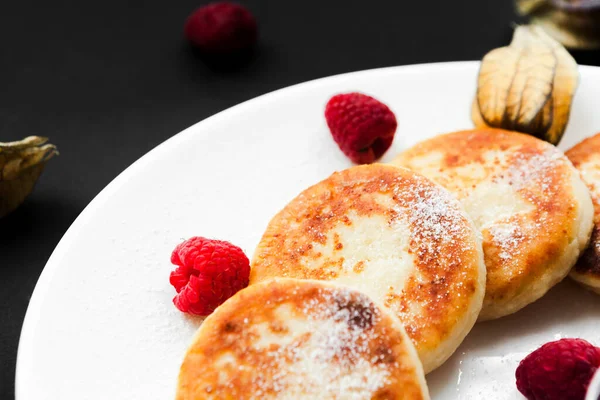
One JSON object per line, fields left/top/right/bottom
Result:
{"left": 251, "top": 164, "right": 482, "bottom": 356}
{"left": 575, "top": 228, "right": 600, "bottom": 275}
{"left": 394, "top": 128, "right": 581, "bottom": 309}
{"left": 566, "top": 132, "right": 600, "bottom": 277}
{"left": 177, "top": 279, "right": 427, "bottom": 400}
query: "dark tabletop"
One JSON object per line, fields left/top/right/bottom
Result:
{"left": 2, "top": 1, "right": 600, "bottom": 397}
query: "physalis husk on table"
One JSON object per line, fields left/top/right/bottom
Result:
{"left": 472, "top": 25, "right": 578, "bottom": 145}
{"left": 0, "top": 136, "right": 58, "bottom": 217}
{"left": 516, "top": 0, "right": 600, "bottom": 50}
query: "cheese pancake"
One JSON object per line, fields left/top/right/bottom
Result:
{"left": 250, "top": 164, "right": 486, "bottom": 373}
{"left": 566, "top": 132, "right": 600, "bottom": 294}
{"left": 392, "top": 128, "right": 594, "bottom": 320}
{"left": 177, "top": 278, "right": 430, "bottom": 400}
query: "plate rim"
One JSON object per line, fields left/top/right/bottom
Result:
{"left": 15, "top": 60, "right": 600, "bottom": 398}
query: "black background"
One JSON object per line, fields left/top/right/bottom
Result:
{"left": 2, "top": 1, "right": 599, "bottom": 397}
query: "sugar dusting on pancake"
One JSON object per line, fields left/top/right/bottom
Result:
{"left": 176, "top": 279, "right": 430, "bottom": 399}
{"left": 386, "top": 172, "right": 479, "bottom": 343}
{"left": 393, "top": 128, "right": 594, "bottom": 319}
{"left": 478, "top": 148, "right": 565, "bottom": 268}
{"left": 252, "top": 289, "right": 390, "bottom": 397}
{"left": 251, "top": 164, "right": 486, "bottom": 373}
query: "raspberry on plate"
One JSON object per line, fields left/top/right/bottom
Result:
{"left": 516, "top": 338, "right": 600, "bottom": 400}
{"left": 169, "top": 236, "right": 250, "bottom": 316}
{"left": 325, "top": 92, "right": 397, "bottom": 164}
{"left": 184, "top": 2, "right": 258, "bottom": 54}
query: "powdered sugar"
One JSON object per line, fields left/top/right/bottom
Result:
{"left": 485, "top": 147, "right": 562, "bottom": 262}
{"left": 488, "top": 224, "right": 524, "bottom": 261}
{"left": 394, "top": 176, "right": 472, "bottom": 258}
{"left": 500, "top": 148, "right": 565, "bottom": 192}
{"left": 250, "top": 288, "right": 393, "bottom": 399}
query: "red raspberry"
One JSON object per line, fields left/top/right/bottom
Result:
{"left": 516, "top": 338, "right": 600, "bottom": 400}
{"left": 184, "top": 2, "right": 258, "bottom": 54}
{"left": 169, "top": 237, "right": 250, "bottom": 316}
{"left": 325, "top": 92, "right": 397, "bottom": 164}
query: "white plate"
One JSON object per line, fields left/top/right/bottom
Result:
{"left": 16, "top": 61, "right": 600, "bottom": 399}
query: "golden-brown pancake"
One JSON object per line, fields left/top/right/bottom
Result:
{"left": 177, "top": 278, "right": 430, "bottom": 400}
{"left": 250, "top": 164, "right": 486, "bottom": 373}
{"left": 391, "top": 128, "right": 594, "bottom": 320}
{"left": 566, "top": 132, "right": 600, "bottom": 294}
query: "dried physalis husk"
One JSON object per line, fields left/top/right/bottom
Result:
{"left": 0, "top": 136, "right": 58, "bottom": 217}
{"left": 472, "top": 25, "right": 578, "bottom": 145}
{"left": 516, "top": 0, "right": 600, "bottom": 50}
